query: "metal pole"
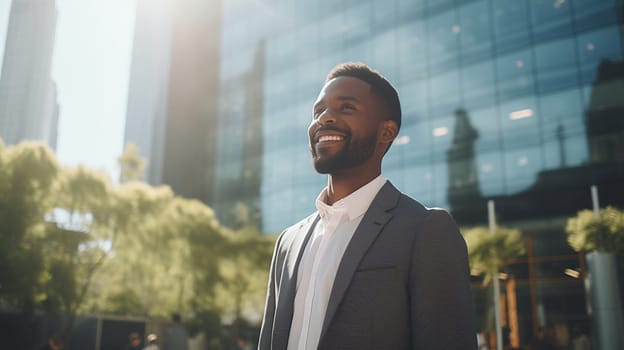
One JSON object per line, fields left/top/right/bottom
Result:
{"left": 488, "top": 200, "right": 503, "bottom": 350}
{"left": 587, "top": 185, "right": 624, "bottom": 349}
{"left": 95, "top": 316, "right": 102, "bottom": 350}
{"left": 591, "top": 185, "right": 599, "bottom": 219}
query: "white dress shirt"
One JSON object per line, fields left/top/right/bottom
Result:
{"left": 287, "top": 175, "right": 387, "bottom": 350}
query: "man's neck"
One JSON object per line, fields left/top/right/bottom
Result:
{"left": 324, "top": 169, "right": 381, "bottom": 205}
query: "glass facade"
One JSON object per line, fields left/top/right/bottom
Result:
{"left": 216, "top": 0, "right": 624, "bottom": 347}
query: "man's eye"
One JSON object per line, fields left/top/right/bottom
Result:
{"left": 341, "top": 103, "right": 355, "bottom": 111}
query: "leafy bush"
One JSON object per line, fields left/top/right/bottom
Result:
{"left": 566, "top": 206, "right": 624, "bottom": 254}
{"left": 463, "top": 226, "right": 525, "bottom": 283}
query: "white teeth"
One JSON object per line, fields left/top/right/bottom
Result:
{"left": 318, "top": 135, "right": 344, "bottom": 142}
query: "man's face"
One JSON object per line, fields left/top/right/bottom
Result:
{"left": 308, "top": 76, "right": 385, "bottom": 174}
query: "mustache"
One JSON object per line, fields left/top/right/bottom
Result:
{"left": 312, "top": 125, "right": 351, "bottom": 139}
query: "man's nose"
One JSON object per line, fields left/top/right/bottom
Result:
{"left": 316, "top": 109, "right": 336, "bottom": 125}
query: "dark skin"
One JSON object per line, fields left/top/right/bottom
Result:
{"left": 309, "top": 76, "right": 398, "bottom": 205}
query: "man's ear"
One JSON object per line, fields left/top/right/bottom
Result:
{"left": 380, "top": 120, "right": 399, "bottom": 144}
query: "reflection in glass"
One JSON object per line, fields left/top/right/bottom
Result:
{"left": 213, "top": 2, "right": 624, "bottom": 344}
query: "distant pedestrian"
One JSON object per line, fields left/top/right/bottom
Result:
{"left": 143, "top": 333, "right": 159, "bottom": 350}
{"left": 530, "top": 327, "right": 553, "bottom": 350}
{"left": 476, "top": 331, "right": 489, "bottom": 350}
{"left": 234, "top": 336, "right": 251, "bottom": 350}
{"left": 37, "top": 335, "right": 64, "bottom": 350}
{"left": 572, "top": 326, "right": 590, "bottom": 350}
{"left": 125, "top": 332, "right": 142, "bottom": 350}
{"left": 163, "top": 313, "right": 189, "bottom": 350}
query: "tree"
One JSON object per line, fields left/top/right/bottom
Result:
{"left": 463, "top": 226, "right": 525, "bottom": 346}
{"left": 565, "top": 206, "right": 624, "bottom": 254}
{"left": 185, "top": 200, "right": 229, "bottom": 311}
{"left": 117, "top": 142, "right": 146, "bottom": 183}
{"left": 463, "top": 226, "right": 526, "bottom": 283}
{"left": 0, "top": 139, "right": 276, "bottom": 348}
{"left": 0, "top": 141, "right": 60, "bottom": 349}
{"left": 85, "top": 183, "right": 183, "bottom": 317}
{"left": 45, "top": 165, "right": 113, "bottom": 342}
{"left": 215, "top": 226, "right": 275, "bottom": 337}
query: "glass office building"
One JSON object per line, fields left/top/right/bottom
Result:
{"left": 215, "top": 0, "right": 624, "bottom": 346}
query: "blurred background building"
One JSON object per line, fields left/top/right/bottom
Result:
{"left": 118, "top": 0, "right": 624, "bottom": 347}
{"left": 123, "top": 0, "right": 173, "bottom": 185}
{"left": 0, "top": 0, "right": 59, "bottom": 150}
{"left": 211, "top": 0, "right": 624, "bottom": 346}
{"left": 124, "top": 0, "right": 221, "bottom": 204}
{"left": 213, "top": 0, "right": 624, "bottom": 234}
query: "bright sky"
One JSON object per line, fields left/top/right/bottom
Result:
{"left": 0, "top": 0, "right": 137, "bottom": 181}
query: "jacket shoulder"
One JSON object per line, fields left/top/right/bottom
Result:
{"left": 388, "top": 191, "right": 460, "bottom": 237}
{"left": 394, "top": 190, "right": 455, "bottom": 220}
{"left": 276, "top": 212, "right": 318, "bottom": 248}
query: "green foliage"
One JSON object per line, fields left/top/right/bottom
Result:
{"left": 463, "top": 226, "right": 526, "bottom": 283}
{"left": 40, "top": 225, "right": 88, "bottom": 314}
{"left": 214, "top": 226, "right": 275, "bottom": 329}
{"left": 185, "top": 224, "right": 275, "bottom": 344}
{"left": 226, "top": 201, "right": 261, "bottom": 230}
{"left": 117, "top": 142, "right": 147, "bottom": 183}
{"left": 45, "top": 165, "right": 115, "bottom": 323}
{"left": 56, "top": 165, "right": 111, "bottom": 212}
{"left": 187, "top": 309, "right": 224, "bottom": 344}
{"left": 566, "top": 206, "right": 624, "bottom": 254}
{"left": 103, "top": 288, "right": 144, "bottom": 316}
{"left": 44, "top": 258, "right": 77, "bottom": 313}
{"left": 87, "top": 186, "right": 192, "bottom": 318}
{"left": 0, "top": 141, "right": 60, "bottom": 308}
{"left": 0, "top": 139, "right": 275, "bottom": 345}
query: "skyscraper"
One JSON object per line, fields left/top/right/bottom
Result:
{"left": 0, "top": 0, "right": 59, "bottom": 149}
{"left": 124, "top": 0, "right": 222, "bottom": 204}
{"left": 159, "top": 0, "right": 222, "bottom": 204}
{"left": 124, "top": 0, "right": 173, "bottom": 184}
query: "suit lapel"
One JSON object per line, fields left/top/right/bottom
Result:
{"left": 319, "top": 182, "right": 401, "bottom": 342}
{"left": 273, "top": 214, "right": 320, "bottom": 348}
{"left": 285, "top": 214, "right": 320, "bottom": 282}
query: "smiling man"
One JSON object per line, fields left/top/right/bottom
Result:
{"left": 258, "top": 62, "right": 476, "bottom": 350}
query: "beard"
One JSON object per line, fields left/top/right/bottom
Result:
{"left": 311, "top": 131, "right": 377, "bottom": 174}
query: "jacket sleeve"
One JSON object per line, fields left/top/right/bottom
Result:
{"left": 409, "top": 209, "right": 477, "bottom": 349}
{"left": 258, "top": 232, "right": 284, "bottom": 350}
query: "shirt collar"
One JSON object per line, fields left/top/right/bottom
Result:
{"left": 315, "top": 174, "right": 387, "bottom": 221}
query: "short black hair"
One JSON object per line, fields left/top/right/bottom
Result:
{"left": 326, "top": 62, "right": 402, "bottom": 131}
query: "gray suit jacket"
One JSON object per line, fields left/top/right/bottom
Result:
{"left": 258, "top": 182, "right": 476, "bottom": 349}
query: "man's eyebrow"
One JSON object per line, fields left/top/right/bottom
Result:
{"left": 336, "top": 95, "right": 361, "bottom": 103}
{"left": 313, "top": 95, "right": 362, "bottom": 111}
